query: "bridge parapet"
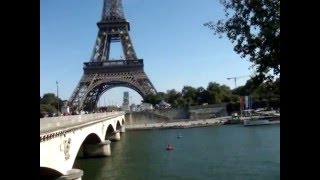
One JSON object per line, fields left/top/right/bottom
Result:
{"left": 40, "top": 111, "right": 125, "bottom": 134}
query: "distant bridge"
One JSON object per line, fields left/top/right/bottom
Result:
{"left": 40, "top": 112, "right": 126, "bottom": 179}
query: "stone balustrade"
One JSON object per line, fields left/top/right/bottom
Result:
{"left": 40, "top": 111, "right": 125, "bottom": 134}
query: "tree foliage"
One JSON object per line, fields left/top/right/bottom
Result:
{"left": 40, "top": 93, "right": 56, "bottom": 105}
{"left": 143, "top": 93, "right": 165, "bottom": 105}
{"left": 40, "top": 93, "right": 64, "bottom": 116}
{"left": 166, "top": 89, "right": 183, "bottom": 106}
{"left": 143, "top": 79, "right": 279, "bottom": 112}
{"left": 204, "top": 0, "right": 280, "bottom": 86}
{"left": 40, "top": 104, "right": 57, "bottom": 114}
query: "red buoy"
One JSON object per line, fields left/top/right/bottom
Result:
{"left": 166, "top": 144, "right": 173, "bottom": 150}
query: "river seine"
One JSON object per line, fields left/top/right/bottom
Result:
{"left": 74, "top": 124, "right": 280, "bottom": 180}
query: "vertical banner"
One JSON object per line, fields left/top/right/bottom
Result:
{"left": 240, "top": 96, "right": 244, "bottom": 110}
{"left": 245, "top": 96, "right": 249, "bottom": 109}
{"left": 248, "top": 95, "right": 253, "bottom": 109}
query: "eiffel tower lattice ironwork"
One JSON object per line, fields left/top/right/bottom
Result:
{"left": 68, "top": 0, "right": 157, "bottom": 112}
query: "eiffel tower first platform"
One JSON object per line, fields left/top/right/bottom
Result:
{"left": 68, "top": 0, "right": 157, "bottom": 112}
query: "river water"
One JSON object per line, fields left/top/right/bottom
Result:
{"left": 74, "top": 124, "right": 280, "bottom": 180}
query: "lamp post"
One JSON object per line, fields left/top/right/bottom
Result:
{"left": 56, "top": 81, "right": 60, "bottom": 116}
{"left": 130, "top": 96, "right": 133, "bottom": 112}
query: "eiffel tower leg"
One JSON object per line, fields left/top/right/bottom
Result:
{"left": 82, "top": 85, "right": 104, "bottom": 112}
{"left": 68, "top": 74, "right": 99, "bottom": 112}
{"left": 134, "top": 72, "right": 157, "bottom": 95}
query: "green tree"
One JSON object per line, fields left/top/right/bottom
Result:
{"left": 207, "top": 91, "right": 221, "bottom": 104}
{"left": 204, "top": 0, "right": 280, "bottom": 86}
{"left": 41, "top": 93, "right": 56, "bottom": 105}
{"left": 207, "top": 82, "right": 221, "bottom": 103}
{"left": 230, "top": 94, "right": 239, "bottom": 102}
{"left": 181, "top": 86, "right": 198, "bottom": 105}
{"left": 271, "top": 77, "right": 280, "bottom": 96}
{"left": 158, "top": 92, "right": 168, "bottom": 102}
{"left": 40, "top": 93, "right": 64, "bottom": 111}
{"left": 195, "top": 87, "right": 208, "bottom": 105}
{"left": 40, "top": 104, "right": 57, "bottom": 116}
{"left": 220, "top": 85, "right": 232, "bottom": 102}
{"left": 207, "top": 82, "right": 222, "bottom": 93}
{"left": 232, "top": 81, "right": 254, "bottom": 96}
{"left": 166, "top": 89, "right": 182, "bottom": 107}
{"left": 174, "top": 97, "right": 187, "bottom": 107}
{"left": 143, "top": 92, "right": 166, "bottom": 106}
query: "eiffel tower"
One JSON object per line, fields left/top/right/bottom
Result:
{"left": 68, "top": 0, "right": 157, "bottom": 112}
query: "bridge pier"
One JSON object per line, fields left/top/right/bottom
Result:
{"left": 57, "top": 169, "right": 83, "bottom": 180}
{"left": 83, "top": 140, "right": 111, "bottom": 157}
{"left": 120, "top": 125, "right": 125, "bottom": 133}
{"left": 125, "top": 113, "right": 132, "bottom": 124}
{"left": 109, "top": 130, "right": 121, "bottom": 141}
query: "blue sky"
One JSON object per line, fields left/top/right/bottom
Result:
{"left": 40, "top": 0, "right": 254, "bottom": 106}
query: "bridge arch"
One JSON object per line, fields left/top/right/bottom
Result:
{"left": 104, "top": 124, "right": 115, "bottom": 140}
{"left": 82, "top": 133, "right": 102, "bottom": 144}
{"left": 78, "top": 133, "right": 103, "bottom": 158}
{"left": 40, "top": 167, "right": 63, "bottom": 179}
{"left": 116, "top": 120, "right": 121, "bottom": 130}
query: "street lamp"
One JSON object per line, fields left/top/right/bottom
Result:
{"left": 56, "top": 81, "right": 60, "bottom": 116}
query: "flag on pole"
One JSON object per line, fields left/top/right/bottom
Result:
{"left": 240, "top": 96, "right": 245, "bottom": 110}
{"left": 248, "top": 95, "right": 253, "bottom": 109}
{"left": 245, "top": 96, "right": 249, "bottom": 109}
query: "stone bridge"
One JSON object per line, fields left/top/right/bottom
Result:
{"left": 40, "top": 112, "right": 126, "bottom": 179}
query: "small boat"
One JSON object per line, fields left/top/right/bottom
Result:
{"left": 166, "top": 144, "right": 173, "bottom": 150}
{"left": 177, "top": 132, "right": 183, "bottom": 138}
{"left": 243, "top": 115, "right": 280, "bottom": 126}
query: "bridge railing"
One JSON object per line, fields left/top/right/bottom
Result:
{"left": 40, "top": 111, "right": 125, "bottom": 134}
